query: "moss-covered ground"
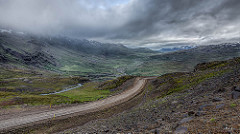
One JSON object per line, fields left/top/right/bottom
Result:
{"left": 0, "top": 68, "right": 134, "bottom": 108}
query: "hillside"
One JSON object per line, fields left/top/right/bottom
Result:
{"left": 1, "top": 31, "right": 240, "bottom": 133}
{"left": 127, "top": 43, "right": 240, "bottom": 75}
{"left": 0, "top": 0, "right": 239, "bottom": 133}
{"left": 0, "top": 31, "right": 154, "bottom": 78}
{"left": 67, "top": 57, "right": 240, "bottom": 133}
{"left": 1, "top": 31, "right": 240, "bottom": 78}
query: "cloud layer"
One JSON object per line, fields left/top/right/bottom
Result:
{"left": 0, "top": 0, "right": 239, "bottom": 48}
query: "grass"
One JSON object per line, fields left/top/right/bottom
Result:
{"left": 0, "top": 91, "right": 72, "bottom": 108}
{"left": 0, "top": 67, "right": 88, "bottom": 94}
{"left": 0, "top": 68, "right": 36, "bottom": 79}
{"left": 99, "top": 76, "right": 135, "bottom": 90}
{"left": 230, "top": 103, "right": 237, "bottom": 107}
{"left": 0, "top": 75, "right": 133, "bottom": 108}
{"left": 57, "top": 52, "right": 148, "bottom": 76}
{"left": 146, "top": 58, "right": 237, "bottom": 99}
{"left": 195, "top": 61, "right": 229, "bottom": 71}
{"left": 210, "top": 118, "right": 216, "bottom": 122}
{"left": 166, "top": 69, "right": 231, "bottom": 96}
{"left": 58, "top": 82, "right": 111, "bottom": 102}
{"left": 58, "top": 76, "right": 135, "bottom": 102}
{"left": 0, "top": 68, "right": 90, "bottom": 108}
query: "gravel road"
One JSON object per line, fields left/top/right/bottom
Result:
{"left": 0, "top": 77, "right": 151, "bottom": 131}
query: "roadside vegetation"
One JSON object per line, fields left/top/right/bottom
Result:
{"left": 58, "top": 75, "right": 135, "bottom": 103}
{"left": 0, "top": 69, "right": 135, "bottom": 108}
{"left": 146, "top": 57, "right": 238, "bottom": 99}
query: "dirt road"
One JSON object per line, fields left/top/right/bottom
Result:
{"left": 0, "top": 77, "right": 151, "bottom": 131}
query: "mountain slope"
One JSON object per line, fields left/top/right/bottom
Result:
{"left": 1, "top": 31, "right": 240, "bottom": 78}
{"left": 0, "top": 32, "right": 154, "bottom": 77}
{"left": 127, "top": 43, "right": 240, "bottom": 75}
{"left": 68, "top": 57, "right": 240, "bottom": 133}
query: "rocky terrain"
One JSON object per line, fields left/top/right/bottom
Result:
{"left": 0, "top": 44, "right": 56, "bottom": 67}
{"left": 64, "top": 57, "right": 240, "bottom": 133}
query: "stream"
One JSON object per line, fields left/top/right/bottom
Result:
{"left": 41, "top": 83, "right": 82, "bottom": 95}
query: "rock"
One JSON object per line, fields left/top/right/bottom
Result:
{"left": 234, "top": 86, "right": 240, "bottom": 92}
{"left": 155, "top": 119, "right": 163, "bottom": 125}
{"left": 195, "top": 111, "right": 206, "bottom": 116}
{"left": 180, "top": 117, "right": 193, "bottom": 124}
{"left": 150, "top": 129, "right": 160, "bottom": 134}
{"left": 188, "top": 111, "right": 195, "bottom": 116}
{"left": 154, "top": 129, "right": 160, "bottom": 134}
{"left": 162, "top": 116, "right": 170, "bottom": 121}
{"left": 23, "top": 78, "right": 29, "bottom": 82}
{"left": 231, "top": 91, "right": 240, "bottom": 99}
{"left": 198, "top": 104, "right": 212, "bottom": 111}
{"left": 143, "top": 126, "right": 148, "bottom": 129}
{"left": 116, "top": 128, "right": 122, "bottom": 132}
{"left": 97, "top": 96, "right": 104, "bottom": 100}
{"left": 104, "top": 129, "right": 110, "bottom": 133}
{"left": 216, "top": 104, "right": 225, "bottom": 109}
{"left": 174, "top": 126, "right": 188, "bottom": 134}
{"left": 212, "top": 97, "right": 223, "bottom": 102}
{"left": 214, "top": 88, "right": 226, "bottom": 93}
{"left": 177, "top": 104, "right": 182, "bottom": 109}
{"left": 172, "top": 101, "right": 178, "bottom": 104}
{"left": 0, "top": 54, "right": 7, "bottom": 62}
{"left": 218, "top": 88, "right": 226, "bottom": 92}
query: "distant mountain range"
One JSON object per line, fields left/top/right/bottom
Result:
{"left": 1, "top": 30, "right": 240, "bottom": 77}
{"left": 127, "top": 42, "right": 240, "bottom": 75}
{"left": 0, "top": 31, "right": 155, "bottom": 77}
{"left": 157, "top": 45, "right": 195, "bottom": 53}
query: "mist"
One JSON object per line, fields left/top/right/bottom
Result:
{"left": 0, "top": 0, "right": 239, "bottom": 48}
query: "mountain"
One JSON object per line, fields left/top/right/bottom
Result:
{"left": 127, "top": 43, "right": 240, "bottom": 75}
{"left": 1, "top": 31, "right": 240, "bottom": 78}
{"left": 157, "top": 45, "right": 195, "bottom": 53}
{"left": 0, "top": 31, "right": 155, "bottom": 78}
{"left": 1, "top": 31, "right": 240, "bottom": 133}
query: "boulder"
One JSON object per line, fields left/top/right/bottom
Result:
{"left": 180, "top": 117, "right": 193, "bottom": 124}
{"left": 174, "top": 126, "right": 188, "bottom": 134}
{"left": 212, "top": 97, "right": 223, "bottom": 102}
{"left": 234, "top": 86, "right": 240, "bottom": 92}
{"left": 231, "top": 91, "right": 240, "bottom": 99}
{"left": 216, "top": 104, "right": 225, "bottom": 109}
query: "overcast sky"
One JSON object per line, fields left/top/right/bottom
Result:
{"left": 0, "top": 0, "right": 239, "bottom": 49}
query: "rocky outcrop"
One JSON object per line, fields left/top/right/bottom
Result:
{"left": 0, "top": 54, "right": 7, "bottom": 62}
{"left": 0, "top": 44, "right": 56, "bottom": 67}
{"left": 232, "top": 86, "right": 240, "bottom": 99}
{"left": 22, "top": 52, "right": 56, "bottom": 66}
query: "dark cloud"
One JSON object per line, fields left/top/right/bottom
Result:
{"left": 0, "top": 0, "right": 239, "bottom": 48}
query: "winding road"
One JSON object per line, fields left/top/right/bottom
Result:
{"left": 0, "top": 77, "right": 152, "bottom": 131}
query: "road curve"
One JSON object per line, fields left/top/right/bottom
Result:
{"left": 0, "top": 77, "right": 152, "bottom": 131}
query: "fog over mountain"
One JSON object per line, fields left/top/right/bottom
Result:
{"left": 0, "top": 0, "right": 239, "bottom": 48}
